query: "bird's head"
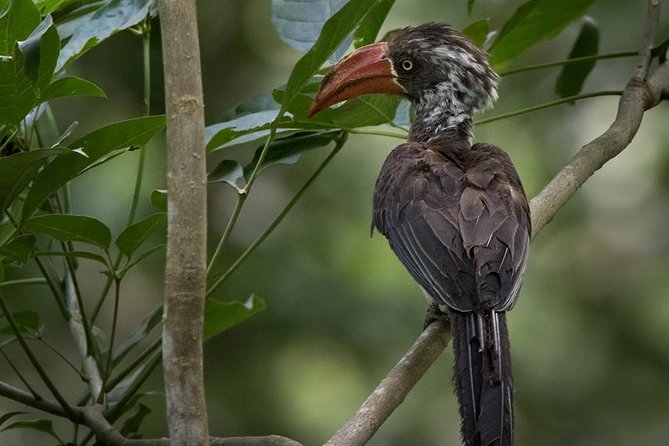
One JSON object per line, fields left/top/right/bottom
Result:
{"left": 308, "top": 23, "right": 499, "bottom": 119}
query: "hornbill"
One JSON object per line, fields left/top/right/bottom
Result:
{"left": 309, "top": 23, "right": 531, "bottom": 446}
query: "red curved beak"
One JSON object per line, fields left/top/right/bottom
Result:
{"left": 308, "top": 42, "right": 405, "bottom": 117}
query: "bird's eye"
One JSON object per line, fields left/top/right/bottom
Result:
{"left": 401, "top": 59, "right": 414, "bottom": 72}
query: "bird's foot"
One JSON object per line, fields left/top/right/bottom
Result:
{"left": 423, "top": 302, "right": 449, "bottom": 330}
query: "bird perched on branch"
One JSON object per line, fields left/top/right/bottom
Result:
{"left": 309, "top": 23, "right": 531, "bottom": 446}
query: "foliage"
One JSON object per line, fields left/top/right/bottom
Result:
{"left": 0, "top": 0, "right": 665, "bottom": 444}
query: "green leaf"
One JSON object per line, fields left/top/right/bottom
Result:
{"left": 488, "top": 0, "right": 599, "bottom": 68}
{"left": 0, "top": 148, "right": 71, "bottom": 216}
{"left": 40, "top": 0, "right": 68, "bottom": 15}
{"left": 208, "top": 160, "right": 245, "bottom": 191}
{"left": 274, "top": 83, "right": 329, "bottom": 122}
{"left": 0, "top": 235, "right": 36, "bottom": 266}
{"left": 120, "top": 403, "right": 150, "bottom": 438}
{"left": 353, "top": 0, "right": 395, "bottom": 48}
{"left": 22, "top": 115, "right": 165, "bottom": 220}
{"left": 17, "top": 14, "right": 59, "bottom": 92}
{"left": 282, "top": 0, "right": 387, "bottom": 111}
{"left": 555, "top": 18, "right": 599, "bottom": 98}
{"left": 121, "top": 244, "right": 165, "bottom": 274}
{"left": 33, "top": 250, "right": 109, "bottom": 265}
{"left": 204, "top": 295, "right": 266, "bottom": 341}
{"left": 116, "top": 213, "right": 166, "bottom": 257}
{"left": 463, "top": 19, "right": 489, "bottom": 48}
{"left": 41, "top": 76, "right": 106, "bottom": 102}
{"left": 0, "top": 201, "right": 22, "bottom": 249}
{"left": 107, "top": 365, "right": 158, "bottom": 407}
{"left": 92, "top": 324, "right": 108, "bottom": 353}
{"left": 25, "top": 214, "right": 112, "bottom": 249}
{"left": 57, "top": 0, "right": 152, "bottom": 70}
{"left": 0, "top": 311, "right": 39, "bottom": 336}
{"left": 150, "top": 189, "right": 166, "bottom": 212}
{"left": 205, "top": 110, "right": 280, "bottom": 152}
{"left": 0, "top": 412, "right": 29, "bottom": 428}
{"left": 0, "top": 0, "right": 41, "bottom": 125}
{"left": 52, "top": 1, "right": 104, "bottom": 40}
{"left": 205, "top": 92, "right": 326, "bottom": 152}
{"left": 271, "top": 0, "right": 352, "bottom": 63}
{"left": 0, "top": 0, "right": 40, "bottom": 51}
{"left": 393, "top": 98, "right": 412, "bottom": 126}
{"left": 330, "top": 94, "right": 399, "bottom": 128}
{"left": 244, "top": 130, "right": 340, "bottom": 178}
{"left": 0, "top": 418, "right": 61, "bottom": 442}
{"left": 113, "top": 305, "right": 161, "bottom": 365}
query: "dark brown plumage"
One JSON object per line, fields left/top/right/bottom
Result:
{"left": 310, "top": 23, "right": 531, "bottom": 446}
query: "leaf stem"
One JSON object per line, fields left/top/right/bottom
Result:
{"left": 32, "top": 255, "right": 69, "bottom": 319}
{"left": 4, "top": 211, "right": 69, "bottom": 318}
{"left": 101, "top": 278, "right": 122, "bottom": 400}
{"left": 34, "top": 336, "right": 87, "bottom": 380}
{"left": 348, "top": 128, "right": 407, "bottom": 139}
{"left": 0, "top": 278, "right": 47, "bottom": 288}
{"left": 242, "top": 124, "right": 278, "bottom": 194}
{"left": 476, "top": 90, "right": 623, "bottom": 125}
{"left": 206, "top": 119, "right": 280, "bottom": 275}
{"left": 106, "top": 337, "right": 161, "bottom": 391}
{"left": 499, "top": 51, "right": 638, "bottom": 76}
{"left": 0, "top": 293, "right": 76, "bottom": 419}
{"left": 92, "top": 21, "right": 153, "bottom": 325}
{"left": 207, "top": 132, "right": 348, "bottom": 297}
{"left": 106, "top": 348, "right": 162, "bottom": 423}
{"left": 125, "top": 17, "right": 152, "bottom": 228}
{"left": 207, "top": 193, "right": 246, "bottom": 274}
{"left": 0, "top": 346, "right": 41, "bottom": 399}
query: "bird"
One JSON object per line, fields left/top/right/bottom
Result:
{"left": 308, "top": 23, "right": 531, "bottom": 446}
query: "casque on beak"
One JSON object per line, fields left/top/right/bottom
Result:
{"left": 308, "top": 42, "right": 405, "bottom": 117}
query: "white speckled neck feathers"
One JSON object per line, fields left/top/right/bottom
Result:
{"left": 389, "top": 24, "right": 499, "bottom": 145}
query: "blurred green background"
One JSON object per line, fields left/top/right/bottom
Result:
{"left": 2, "top": 0, "right": 669, "bottom": 444}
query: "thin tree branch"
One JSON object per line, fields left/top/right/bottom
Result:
{"left": 0, "top": 348, "right": 41, "bottom": 399}
{"left": 324, "top": 320, "right": 451, "bottom": 446}
{"left": 637, "top": 0, "right": 661, "bottom": 78}
{"left": 531, "top": 55, "right": 667, "bottom": 235}
{"left": 65, "top": 273, "right": 104, "bottom": 403}
{"left": 0, "top": 294, "right": 77, "bottom": 419}
{"left": 498, "top": 51, "right": 638, "bottom": 76}
{"left": 158, "top": 0, "right": 209, "bottom": 444}
{"left": 84, "top": 403, "right": 303, "bottom": 446}
{"left": 476, "top": 90, "right": 623, "bottom": 125}
{"left": 0, "top": 278, "right": 47, "bottom": 288}
{"left": 0, "top": 380, "right": 76, "bottom": 420}
{"left": 124, "top": 436, "right": 304, "bottom": 446}
{"left": 0, "top": 388, "right": 303, "bottom": 446}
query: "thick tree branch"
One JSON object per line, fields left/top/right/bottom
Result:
{"left": 324, "top": 321, "right": 451, "bottom": 446}
{"left": 158, "top": 0, "right": 209, "bottom": 445}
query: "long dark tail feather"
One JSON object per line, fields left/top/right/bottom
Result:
{"left": 450, "top": 310, "right": 513, "bottom": 446}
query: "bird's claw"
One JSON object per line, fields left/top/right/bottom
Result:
{"left": 423, "top": 302, "right": 449, "bottom": 330}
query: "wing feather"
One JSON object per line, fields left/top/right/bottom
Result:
{"left": 373, "top": 142, "right": 530, "bottom": 311}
